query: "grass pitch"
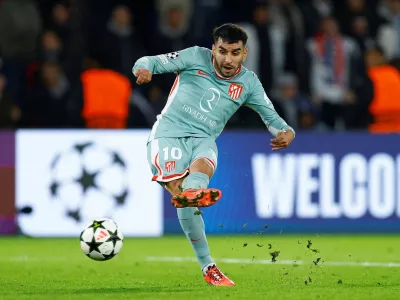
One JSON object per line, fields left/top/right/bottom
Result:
{"left": 1, "top": 235, "right": 400, "bottom": 299}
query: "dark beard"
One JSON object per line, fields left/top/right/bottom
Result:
{"left": 213, "top": 61, "right": 239, "bottom": 78}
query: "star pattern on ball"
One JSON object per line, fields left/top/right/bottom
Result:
{"left": 88, "top": 220, "right": 106, "bottom": 229}
{"left": 106, "top": 230, "right": 122, "bottom": 247}
{"left": 102, "top": 251, "right": 116, "bottom": 261}
{"left": 85, "top": 236, "right": 103, "bottom": 253}
{"left": 75, "top": 168, "right": 99, "bottom": 194}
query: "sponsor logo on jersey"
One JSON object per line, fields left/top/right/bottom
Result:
{"left": 200, "top": 88, "right": 221, "bottom": 112}
{"left": 167, "top": 52, "right": 180, "bottom": 59}
{"left": 182, "top": 104, "right": 217, "bottom": 127}
{"left": 165, "top": 161, "right": 176, "bottom": 172}
{"left": 228, "top": 83, "right": 243, "bottom": 100}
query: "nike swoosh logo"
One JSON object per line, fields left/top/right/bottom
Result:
{"left": 190, "top": 238, "right": 202, "bottom": 242}
{"left": 198, "top": 70, "right": 208, "bottom": 76}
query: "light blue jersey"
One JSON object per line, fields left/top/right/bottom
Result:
{"left": 132, "top": 46, "right": 295, "bottom": 141}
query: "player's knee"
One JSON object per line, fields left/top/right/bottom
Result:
{"left": 190, "top": 158, "right": 214, "bottom": 178}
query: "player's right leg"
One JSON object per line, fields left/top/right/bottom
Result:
{"left": 170, "top": 157, "right": 222, "bottom": 208}
{"left": 147, "top": 137, "right": 220, "bottom": 207}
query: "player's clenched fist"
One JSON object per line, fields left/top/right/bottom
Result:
{"left": 133, "top": 69, "right": 152, "bottom": 85}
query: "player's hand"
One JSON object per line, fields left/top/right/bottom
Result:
{"left": 133, "top": 68, "right": 152, "bottom": 85}
{"left": 270, "top": 130, "right": 294, "bottom": 151}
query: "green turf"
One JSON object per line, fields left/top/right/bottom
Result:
{"left": 1, "top": 235, "right": 400, "bottom": 299}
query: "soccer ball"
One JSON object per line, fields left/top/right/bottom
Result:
{"left": 80, "top": 218, "right": 124, "bottom": 261}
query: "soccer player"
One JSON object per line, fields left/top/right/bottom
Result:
{"left": 132, "top": 23, "right": 295, "bottom": 286}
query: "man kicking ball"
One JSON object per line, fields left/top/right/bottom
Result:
{"left": 133, "top": 23, "right": 295, "bottom": 286}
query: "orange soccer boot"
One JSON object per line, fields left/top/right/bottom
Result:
{"left": 171, "top": 188, "right": 222, "bottom": 208}
{"left": 203, "top": 264, "right": 235, "bottom": 286}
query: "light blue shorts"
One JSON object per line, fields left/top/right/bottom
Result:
{"left": 147, "top": 137, "right": 218, "bottom": 183}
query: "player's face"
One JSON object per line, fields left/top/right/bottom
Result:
{"left": 212, "top": 39, "right": 247, "bottom": 78}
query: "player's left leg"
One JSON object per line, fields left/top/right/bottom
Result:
{"left": 173, "top": 138, "right": 234, "bottom": 286}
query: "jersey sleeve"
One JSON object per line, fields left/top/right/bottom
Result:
{"left": 245, "top": 76, "right": 295, "bottom": 137}
{"left": 132, "top": 46, "right": 199, "bottom": 75}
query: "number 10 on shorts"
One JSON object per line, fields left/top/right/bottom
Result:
{"left": 163, "top": 147, "right": 182, "bottom": 172}
{"left": 162, "top": 147, "right": 182, "bottom": 160}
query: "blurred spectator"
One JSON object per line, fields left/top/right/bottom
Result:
{"left": 128, "top": 87, "right": 161, "bottom": 128}
{"left": 342, "top": 50, "right": 374, "bottom": 130}
{"left": 49, "top": 2, "right": 72, "bottom": 44}
{"left": 338, "top": 0, "right": 382, "bottom": 37}
{"left": 24, "top": 62, "right": 72, "bottom": 128}
{"left": 306, "top": 16, "right": 361, "bottom": 130}
{"left": 39, "top": 30, "right": 64, "bottom": 64}
{"left": 376, "top": 0, "right": 400, "bottom": 60}
{"left": 152, "top": 4, "right": 192, "bottom": 54}
{"left": 191, "top": 0, "right": 222, "bottom": 47}
{"left": 377, "top": 0, "right": 393, "bottom": 22}
{"left": 96, "top": 5, "right": 146, "bottom": 80}
{"left": 240, "top": 1, "right": 285, "bottom": 96}
{"left": 0, "top": 0, "right": 42, "bottom": 105}
{"left": 390, "top": 57, "right": 400, "bottom": 72}
{"left": 0, "top": 74, "right": 21, "bottom": 128}
{"left": 299, "top": 0, "right": 334, "bottom": 38}
{"left": 0, "top": 0, "right": 395, "bottom": 132}
{"left": 270, "top": 0, "right": 307, "bottom": 89}
{"left": 273, "top": 73, "right": 317, "bottom": 130}
{"left": 151, "top": 3, "right": 193, "bottom": 97}
{"left": 366, "top": 46, "right": 400, "bottom": 133}
{"left": 350, "top": 16, "right": 375, "bottom": 53}
{"left": 27, "top": 29, "right": 80, "bottom": 87}
{"left": 155, "top": 0, "right": 193, "bottom": 34}
{"left": 81, "top": 59, "right": 132, "bottom": 129}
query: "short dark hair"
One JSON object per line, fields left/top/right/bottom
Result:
{"left": 212, "top": 23, "right": 248, "bottom": 46}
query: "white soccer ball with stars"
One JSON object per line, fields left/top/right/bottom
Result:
{"left": 80, "top": 218, "right": 124, "bottom": 261}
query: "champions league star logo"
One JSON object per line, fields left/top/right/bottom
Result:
{"left": 49, "top": 142, "right": 130, "bottom": 224}
{"left": 167, "top": 52, "right": 180, "bottom": 59}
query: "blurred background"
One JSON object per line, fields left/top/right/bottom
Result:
{"left": 1, "top": 0, "right": 400, "bottom": 237}
{"left": 0, "top": 0, "right": 400, "bottom": 132}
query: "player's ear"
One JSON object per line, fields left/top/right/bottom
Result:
{"left": 243, "top": 47, "right": 248, "bottom": 62}
{"left": 212, "top": 44, "right": 216, "bottom": 56}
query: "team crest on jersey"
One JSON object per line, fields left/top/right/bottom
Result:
{"left": 228, "top": 83, "right": 243, "bottom": 100}
{"left": 165, "top": 161, "right": 176, "bottom": 172}
{"left": 167, "top": 52, "right": 179, "bottom": 60}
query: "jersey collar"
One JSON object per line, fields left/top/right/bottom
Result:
{"left": 212, "top": 56, "right": 242, "bottom": 80}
